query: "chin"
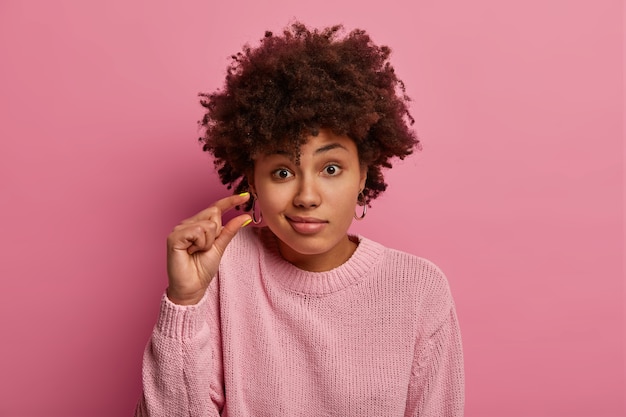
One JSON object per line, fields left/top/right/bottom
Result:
{"left": 273, "top": 230, "right": 337, "bottom": 254}
{"left": 281, "top": 236, "right": 334, "bottom": 254}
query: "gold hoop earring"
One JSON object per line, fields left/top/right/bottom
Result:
{"left": 251, "top": 195, "right": 263, "bottom": 224}
{"left": 354, "top": 191, "right": 367, "bottom": 220}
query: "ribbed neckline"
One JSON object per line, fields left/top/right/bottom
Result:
{"left": 253, "top": 227, "right": 385, "bottom": 296}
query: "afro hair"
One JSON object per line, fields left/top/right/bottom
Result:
{"left": 199, "top": 22, "right": 420, "bottom": 209}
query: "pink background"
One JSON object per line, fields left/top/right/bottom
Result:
{"left": 1, "top": 0, "right": 624, "bottom": 416}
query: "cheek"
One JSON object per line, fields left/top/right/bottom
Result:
{"left": 257, "top": 184, "right": 290, "bottom": 213}
{"left": 328, "top": 186, "right": 359, "bottom": 211}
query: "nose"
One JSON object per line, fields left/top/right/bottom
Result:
{"left": 293, "top": 175, "right": 321, "bottom": 208}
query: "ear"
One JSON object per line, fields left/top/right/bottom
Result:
{"left": 245, "top": 170, "right": 256, "bottom": 196}
{"left": 358, "top": 165, "right": 367, "bottom": 192}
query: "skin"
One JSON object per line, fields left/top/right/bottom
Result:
{"left": 166, "top": 129, "right": 366, "bottom": 305}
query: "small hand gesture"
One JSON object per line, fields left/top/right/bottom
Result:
{"left": 165, "top": 193, "right": 252, "bottom": 305}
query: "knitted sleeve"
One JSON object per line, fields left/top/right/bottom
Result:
{"left": 134, "top": 288, "right": 224, "bottom": 417}
{"left": 405, "top": 303, "right": 465, "bottom": 416}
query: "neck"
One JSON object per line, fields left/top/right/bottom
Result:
{"left": 277, "top": 235, "right": 358, "bottom": 272}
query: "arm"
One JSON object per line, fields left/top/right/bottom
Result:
{"left": 135, "top": 291, "right": 224, "bottom": 417}
{"left": 405, "top": 305, "right": 465, "bottom": 417}
{"left": 135, "top": 193, "right": 251, "bottom": 416}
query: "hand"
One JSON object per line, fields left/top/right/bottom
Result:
{"left": 165, "top": 193, "right": 252, "bottom": 305}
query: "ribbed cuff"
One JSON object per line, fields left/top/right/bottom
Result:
{"left": 155, "top": 290, "right": 209, "bottom": 340}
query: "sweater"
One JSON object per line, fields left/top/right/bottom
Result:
{"left": 135, "top": 227, "right": 464, "bottom": 416}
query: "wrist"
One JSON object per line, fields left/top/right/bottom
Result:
{"left": 166, "top": 287, "right": 205, "bottom": 305}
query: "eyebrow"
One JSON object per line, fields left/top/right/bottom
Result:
{"left": 271, "top": 143, "right": 347, "bottom": 156}
{"left": 314, "top": 143, "right": 348, "bottom": 154}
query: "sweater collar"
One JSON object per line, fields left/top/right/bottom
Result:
{"left": 255, "top": 227, "right": 385, "bottom": 296}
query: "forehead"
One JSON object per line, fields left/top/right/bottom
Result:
{"left": 257, "top": 129, "right": 357, "bottom": 160}
{"left": 303, "top": 131, "right": 356, "bottom": 150}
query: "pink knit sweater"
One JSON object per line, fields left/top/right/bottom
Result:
{"left": 136, "top": 227, "right": 464, "bottom": 416}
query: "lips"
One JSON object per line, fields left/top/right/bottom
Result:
{"left": 286, "top": 216, "right": 328, "bottom": 234}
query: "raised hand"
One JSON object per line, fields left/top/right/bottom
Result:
{"left": 165, "top": 192, "right": 252, "bottom": 305}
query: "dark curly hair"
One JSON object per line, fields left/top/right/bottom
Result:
{"left": 199, "top": 22, "right": 420, "bottom": 209}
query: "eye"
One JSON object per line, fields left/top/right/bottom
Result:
{"left": 322, "top": 164, "right": 342, "bottom": 176}
{"left": 272, "top": 168, "right": 293, "bottom": 180}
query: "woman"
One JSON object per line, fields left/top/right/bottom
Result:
{"left": 136, "top": 22, "right": 464, "bottom": 416}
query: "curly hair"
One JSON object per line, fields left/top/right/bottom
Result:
{"left": 199, "top": 22, "right": 420, "bottom": 209}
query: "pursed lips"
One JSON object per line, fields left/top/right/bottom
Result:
{"left": 286, "top": 216, "right": 327, "bottom": 223}
{"left": 285, "top": 215, "right": 328, "bottom": 234}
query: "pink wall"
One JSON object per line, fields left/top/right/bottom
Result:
{"left": 1, "top": 1, "right": 623, "bottom": 416}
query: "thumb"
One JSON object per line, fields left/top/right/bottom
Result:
{"left": 212, "top": 213, "right": 252, "bottom": 255}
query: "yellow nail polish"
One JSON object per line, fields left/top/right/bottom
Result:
{"left": 241, "top": 219, "right": 252, "bottom": 228}
{"left": 239, "top": 192, "right": 250, "bottom": 197}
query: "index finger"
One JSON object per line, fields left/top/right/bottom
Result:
{"left": 189, "top": 192, "right": 251, "bottom": 222}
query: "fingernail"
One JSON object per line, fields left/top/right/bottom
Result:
{"left": 239, "top": 192, "right": 250, "bottom": 197}
{"left": 241, "top": 219, "right": 252, "bottom": 228}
